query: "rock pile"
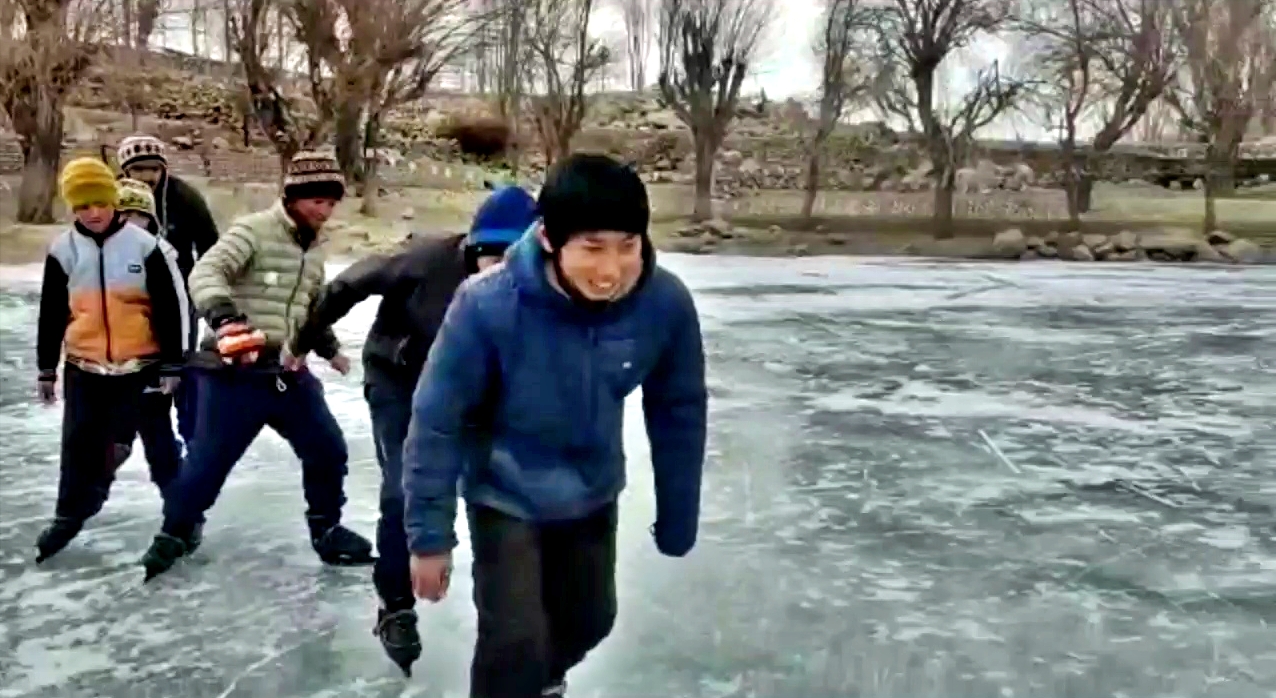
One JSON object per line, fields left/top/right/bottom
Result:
{"left": 992, "top": 228, "right": 1265, "bottom": 263}
{"left": 663, "top": 218, "right": 818, "bottom": 255}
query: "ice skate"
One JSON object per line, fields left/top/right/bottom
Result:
{"left": 373, "top": 608, "right": 422, "bottom": 676}
{"left": 34, "top": 517, "right": 83, "bottom": 563}
{"left": 310, "top": 523, "right": 376, "bottom": 566}
{"left": 140, "top": 529, "right": 199, "bottom": 582}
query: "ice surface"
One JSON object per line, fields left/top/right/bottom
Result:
{"left": 2, "top": 257, "right": 1276, "bottom": 697}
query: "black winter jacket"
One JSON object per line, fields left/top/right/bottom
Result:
{"left": 154, "top": 173, "right": 219, "bottom": 280}
{"left": 296, "top": 233, "right": 469, "bottom": 385}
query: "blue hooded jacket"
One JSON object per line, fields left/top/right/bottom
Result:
{"left": 402, "top": 234, "right": 708, "bottom": 557}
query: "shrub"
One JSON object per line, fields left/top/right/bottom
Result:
{"left": 435, "top": 115, "right": 511, "bottom": 162}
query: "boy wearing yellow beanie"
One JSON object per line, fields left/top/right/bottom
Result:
{"left": 33, "top": 157, "right": 193, "bottom": 563}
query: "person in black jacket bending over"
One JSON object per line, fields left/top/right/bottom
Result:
{"left": 294, "top": 184, "right": 538, "bottom": 676}
{"left": 116, "top": 134, "right": 219, "bottom": 447}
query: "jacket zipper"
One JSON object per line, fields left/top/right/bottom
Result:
{"left": 585, "top": 326, "right": 596, "bottom": 421}
{"left": 283, "top": 253, "right": 307, "bottom": 347}
{"left": 98, "top": 240, "right": 113, "bottom": 363}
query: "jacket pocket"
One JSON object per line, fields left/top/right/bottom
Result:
{"left": 597, "top": 338, "right": 639, "bottom": 397}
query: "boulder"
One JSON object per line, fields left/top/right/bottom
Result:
{"left": 1193, "top": 240, "right": 1226, "bottom": 263}
{"left": 1139, "top": 228, "right": 1200, "bottom": 260}
{"left": 1207, "top": 229, "right": 1235, "bottom": 246}
{"left": 1111, "top": 230, "right": 1139, "bottom": 252}
{"left": 1221, "top": 238, "right": 1263, "bottom": 263}
{"left": 991, "top": 228, "right": 1028, "bottom": 258}
{"left": 1070, "top": 244, "right": 1095, "bottom": 262}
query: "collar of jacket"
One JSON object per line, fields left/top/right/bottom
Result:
{"left": 270, "top": 199, "right": 327, "bottom": 248}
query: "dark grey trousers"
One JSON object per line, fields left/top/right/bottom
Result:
{"left": 468, "top": 502, "right": 618, "bottom": 698}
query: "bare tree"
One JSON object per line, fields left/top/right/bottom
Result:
{"left": 0, "top": 0, "right": 106, "bottom": 223}
{"left": 226, "top": 0, "right": 326, "bottom": 174}
{"left": 1166, "top": 0, "right": 1276, "bottom": 232}
{"left": 525, "top": 0, "right": 611, "bottom": 164}
{"left": 657, "top": 0, "right": 773, "bottom": 220}
{"left": 1020, "top": 0, "right": 1175, "bottom": 225}
{"left": 359, "top": 0, "right": 482, "bottom": 214}
{"left": 802, "top": 0, "right": 877, "bottom": 221}
{"left": 872, "top": 0, "right": 1026, "bottom": 238}
{"left": 619, "top": 0, "right": 654, "bottom": 91}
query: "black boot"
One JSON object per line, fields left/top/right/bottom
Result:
{"left": 309, "top": 521, "right": 376, "bottom": 566}
{"left": 373, "top": 608, "right": 422, "bottom": 676}
{"left": 140, "top": 526, "right": 201, "bottom": 582}
{"left": 35, "top": 517, "right": 83, "bottom": 563}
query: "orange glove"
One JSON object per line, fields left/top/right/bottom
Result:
{"left": 215, "top": 321, "right": 267, "bottom": 364}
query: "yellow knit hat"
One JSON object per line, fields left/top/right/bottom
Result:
{"left": 60, "top": 157, "right": 119, "bottom": 210}
{"left": 117, "top": 178, "right": 157, "bottom": 216}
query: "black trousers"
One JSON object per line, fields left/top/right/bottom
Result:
{"left": 365, "top": 380, "right": 415, "bottom": 610}
{"left": 55, "top": 364, "right": 182, "bottom": 522}
{"left": 469, "top": 503, "right": 618, "bottom": 698}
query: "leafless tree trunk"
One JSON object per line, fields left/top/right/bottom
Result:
{"left": 227, "top": 0, "right": 325, "bottom": 175}
{"left": 872, "top": 0, "right": 1025, "bottom": 239}
{"left": 526, "top": 0, "right": 611, "bottom": 164}
{"left": 191, "top": 0, "right": 204, "bottom": 56}
{"left": 135, "top": 0, "right": 164, "bottom": 47}
{"left": 619, "top": 0, "right": 654, "bottom": 91}
{"left": 802, "top": 0, "right": 875, "bottom": 222}
{"left": 1167, "top": 0, "right": 1276, "bottom": 232}
{"left": 1, "top": 0, "right": 103, "bottom": 223}
{"left": 657, "top": 0, "right": 773, "bottom": 220}
{"left": 290, "top": 0, "right": 479, "bottom": 185}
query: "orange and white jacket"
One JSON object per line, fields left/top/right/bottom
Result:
{"left": 36, "top": 218, "right": 191, "bottom": 376}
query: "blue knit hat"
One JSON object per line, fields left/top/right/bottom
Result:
{"left": 467, "top": 185, "right": 537, "bottom": 247}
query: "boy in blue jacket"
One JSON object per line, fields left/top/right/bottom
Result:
{"left": 403, "top": 153, "right": 708, "bottom": 698}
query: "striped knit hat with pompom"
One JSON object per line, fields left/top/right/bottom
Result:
{"left": 283, "top": 151, "right": 346, "bottom": 201}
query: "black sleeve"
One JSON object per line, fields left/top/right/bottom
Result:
{"left": 144, "top": 245, "right": 189, "bottom": 374}
{"left": 36, "top": 254, "right": 70, "bottom": 376}
{"left": 186, "top": 188, "right": 220, "bottom": 260}
{"left": 314, "top": 326, "right": 341, "bottom": 361}
{"left": 294, "top": 248, "right": 416, "bottom": 355}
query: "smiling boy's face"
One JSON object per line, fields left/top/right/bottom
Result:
{"left": 540, "top": 228, "right": 643, "bottom": 302}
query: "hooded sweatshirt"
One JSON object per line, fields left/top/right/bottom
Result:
{"left": 402, "top": 234, "right": 708, "bottom": 558}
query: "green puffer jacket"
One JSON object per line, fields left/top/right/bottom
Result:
{"left": 188, "top": 201, "right": 339, "bottom": 362}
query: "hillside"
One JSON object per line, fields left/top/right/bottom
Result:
{"left": 4, "top": 48, "right": 1276, "bottom": 195}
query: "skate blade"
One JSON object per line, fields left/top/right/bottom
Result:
{"left": 325, "top": 554, "right": 378, "bottom": 567}
{"left": 142, "top": 561, "right": 175, "bottom": 583}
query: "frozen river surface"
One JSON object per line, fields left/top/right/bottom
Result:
{"left": 1, "top": 256, "right": 1276, "bottom": 698}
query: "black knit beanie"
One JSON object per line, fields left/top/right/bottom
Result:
{"left": 537, "top": 153, "right": 649, "bottom": 249}
{"left": 534, "top": 153, "right": 655, "bottom": 309}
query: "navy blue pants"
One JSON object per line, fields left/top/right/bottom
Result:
{"left": 173, "top": 373, "right": 197, "bottom": 450}
{"left": 365, "top": 380, "right": 414, "bottom": 611}
{"left": 161, "top": 368, "right": 349, "bottom": 536}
